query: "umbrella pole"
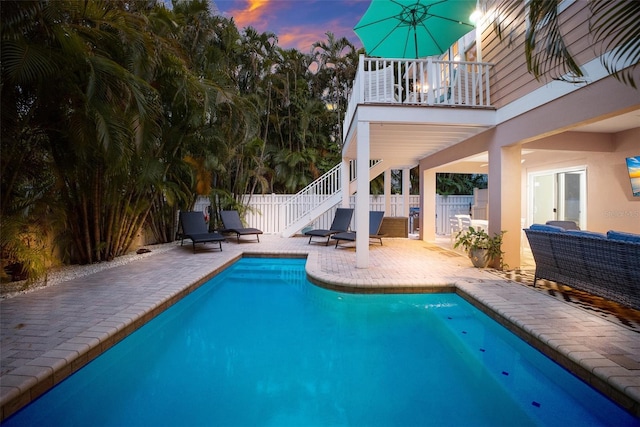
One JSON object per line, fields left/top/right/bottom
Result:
{"left": 413, "top": 26, "right": 418, "bottom": 59}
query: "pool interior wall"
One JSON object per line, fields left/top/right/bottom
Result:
{"left": 4, "top": 257, "right": 639, "bottom": 426}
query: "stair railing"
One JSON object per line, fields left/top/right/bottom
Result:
{"left": 280, "top": 163, "right": 342, "bottom": 228}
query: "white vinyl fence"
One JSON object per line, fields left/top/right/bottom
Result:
{"left": 193, "top": 194, "right": 474, "bottom": 236}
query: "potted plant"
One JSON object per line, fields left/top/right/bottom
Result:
{"left": 454, "top": 226, "right": 506, "bottom": 268}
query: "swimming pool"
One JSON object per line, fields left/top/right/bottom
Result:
{"left": 5, "top": 257, "right": 639, "bottom": 426}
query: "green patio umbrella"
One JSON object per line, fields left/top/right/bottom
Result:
{"left": 354, "top": 0, "right": 477, "bottom": 59}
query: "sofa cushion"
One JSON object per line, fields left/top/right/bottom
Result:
{"left": 566, "top": 230, "right": 606, "bottom": 239}
{"left": 529, "top": 224, "right": 565, "bottom": 233}
{"left": 545, "top": 220, "right": 580, "bottom": 230}
{"left": 606, "top": 230, "right": 640, "bottom": 243}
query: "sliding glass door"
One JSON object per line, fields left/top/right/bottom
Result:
{"left": 530, "top": 168, "right": 586, "bottom": 228}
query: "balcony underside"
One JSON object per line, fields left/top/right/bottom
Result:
{"left": 343, "top": 104, "right": 496, "bottom": 170}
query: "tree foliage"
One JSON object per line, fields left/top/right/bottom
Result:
{"left": 437, "top": 174, "right": 487, "bottom": 196}
{"left": 1, "top": 0, "right": 356, "bottom": 280}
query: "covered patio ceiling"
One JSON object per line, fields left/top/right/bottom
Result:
{"left": 456, "top": 108, "right": 640, "bottom": 165}
{"left": 342, "top": 106, "right": 639, "bottom": 171}
{"left": 342, "top": 105, "right": 495, "bottom": 170}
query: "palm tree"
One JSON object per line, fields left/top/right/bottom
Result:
{"left": 1, "top": 0, "right": 217, "bottom": 266}
{"left": 489, "top": 0, "right": 639, "bottom": 87}
{"left": 312, "top": 33, "right": 358, "bottom": 147}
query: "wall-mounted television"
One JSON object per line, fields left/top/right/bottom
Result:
{"left": 627, "top": 156, "right": 640, "bottom": 197}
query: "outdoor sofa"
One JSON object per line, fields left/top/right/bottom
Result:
{"left": 524, "top": 224, "right": 640, "bottom": 310}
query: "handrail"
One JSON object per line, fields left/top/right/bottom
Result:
{"left": 280, "top": 163, "right": 342, "bottom": 227}
{"left": 279, "top": 159, "right": 385, "bottom": 235}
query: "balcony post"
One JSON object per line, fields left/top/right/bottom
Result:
{"left": 358, "top": 54, "right": 365, "bottom": 104}
{"left": 356, "top": 120, "right": 370, "bottom": 268}
{"left": 402, "top": 168, "right": 410, "bottom": 217}
{"left": 384, "top": 169, "right": 391, "bottom": 215}
{"left": 341, "top": 158, "right": 350, "bottom": 207}
{"left": 427, "top": 57, "right": 434, "bottom": 105}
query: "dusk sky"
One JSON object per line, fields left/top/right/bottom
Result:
{"left": 211, "top": 0, "right": 370, "bottom": 52}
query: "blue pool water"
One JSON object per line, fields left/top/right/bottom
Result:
{"left": 5, "top": 257, "right": 639, "bottom": 426}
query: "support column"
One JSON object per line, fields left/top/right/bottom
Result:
{"left": 356, "top": 121, "right": 370, "bottom": 268}
{"left": 487, "top": 144, "right": 522, "bottom": 268}
{"left": 419, "top": 166, "right": 436, "bottom": 241}
{"left": 402, "top": 168, "right": 410, "bottom": 217}
{"left": 341, "top": 157, "right": 350, "bottom": 207}
{"left": 384, "top": 169, "right": 391, "bottom": 215}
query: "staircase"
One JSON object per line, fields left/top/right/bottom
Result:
{"left": 280, "top": 160, "right": 384, "bottom": 237}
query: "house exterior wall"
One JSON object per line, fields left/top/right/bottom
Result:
{"left": 594, "top": 131, "right": 640, "bottom": 233}
{"left": 522, "top": 129, "right": 640, "bottom": 234}
{"left": 482, "top": 0, "right": 600, "bottom": 108}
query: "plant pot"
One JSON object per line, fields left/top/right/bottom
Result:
{"left": 468, "top": 248, "right": 490, "bottom": 268}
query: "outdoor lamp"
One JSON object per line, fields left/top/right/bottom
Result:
{"left": 412, "top": 80, "right": 429, "bottom": 93}
{"left": 469, "top": 9, "right": 482, "bottom": 25}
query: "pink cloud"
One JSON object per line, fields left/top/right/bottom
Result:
{"left": 279, "top": 19, "right": 362, "bottom": 52}
{"left": 221, "top": 1, "right": 365, "bottom": 52}
{"left": 229, "top": 0, "right": 285, "bottom": 32}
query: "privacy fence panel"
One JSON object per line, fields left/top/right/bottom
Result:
{"left": 436, "top": 195, "right": 474, "bottom": 235}
{"left": 193, "top": 194, "right": 472, "bottom": 235}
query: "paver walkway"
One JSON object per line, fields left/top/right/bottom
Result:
{"left": 1, "top": 235, "right": 639, "bottom": 420}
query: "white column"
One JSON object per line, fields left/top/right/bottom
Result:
{"left": 356, "top": 121, "right": 370, "bottom": 268}
{"left": 487, "top": 143, "right": 521, "bottom": 268}
{"left": 398, "top": 169, "right": 413, "bottom": 236}
{"left": 384, "top": 169, "right": 391, "bottom": 215}
{"left": 420, "top": 166, "right": 436, "bottom": 241}
{"left": 402, "top": 168, "right": 410, "bottom": 217}
{"left": 341, "top": 157, "right": 350, "bottom": 207}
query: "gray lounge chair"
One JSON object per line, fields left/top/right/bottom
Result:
{"left": 179, "top": 211, "right": 226, "bottom": 253}
{"left": 331, "top": 211, "right": 385, "bottom": 248}
{"left": 219, "top": 210, "right": 263, "bottom": 242}
{"left": 304, "top": 208, "right": 354, "bottom": 245}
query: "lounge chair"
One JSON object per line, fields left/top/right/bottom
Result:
{"left": 331, "top": 211, "right": 385, "bottom": 248}
{"left": 178, "top": 211, "right": 226, "bottom": 253}
{"left": 304, "top": 208, "right": 354, "bottom": 245}
{"left": 219, "top": 210, "right": 263, "bottom": 243}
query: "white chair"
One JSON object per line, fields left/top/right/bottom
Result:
{"left": 362, "top": 65, "right": 401, "bottom": 103}
{"left": 449, "top": 216, "right": 461, "bottom": 246}
{"left": 455, "top": 214, "right": 472, "bottom": 231}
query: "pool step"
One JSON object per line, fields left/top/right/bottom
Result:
{"left": 226, "top": 269, "right": 305, "bottom": 284}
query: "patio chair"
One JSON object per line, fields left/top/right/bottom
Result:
{"left": 363, "top": 65, "right": 401, "bottom": 103}
{"left": 331, "top": 211, "right": 385, "bottom": 248}
{"left": 178, "top": 211, "right": 226, "bottom": 253}
{"left": 219, "top": 210, "right": 263, "bottom": 243}
{"left": 449, "top": 216, "right": 461, "bottom": 246}
{"left": 304, "top": 208, "right": 354, "bottom": 245}
{"left": 455, "top": 214, "right": 472, "bottom": 231}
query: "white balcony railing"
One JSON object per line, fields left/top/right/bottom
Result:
{"left": 343, "top": 55, "right": 494, "bottom": 140}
